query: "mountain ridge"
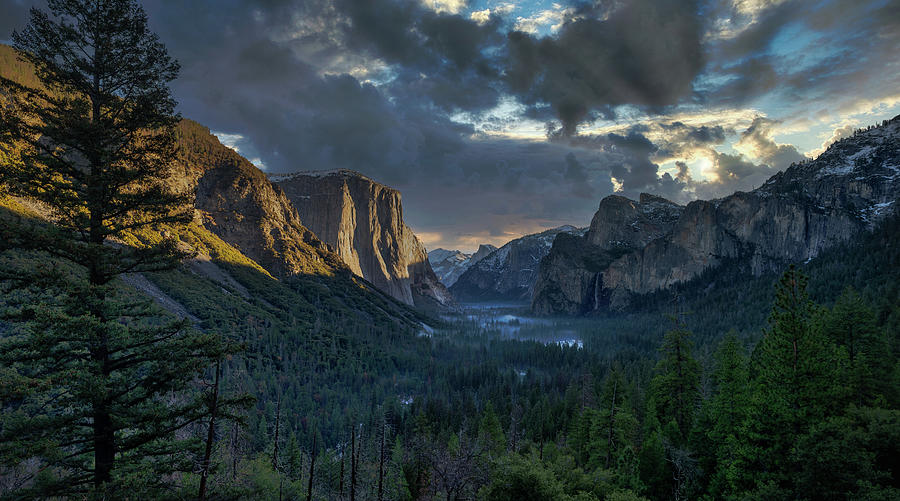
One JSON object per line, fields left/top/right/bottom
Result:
{"left": 533, "top": 115, "right": 900, "bottom": 314}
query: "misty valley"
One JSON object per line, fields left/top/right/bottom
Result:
{"left": 444, "top": 304, "right": 584, "bottom": 349}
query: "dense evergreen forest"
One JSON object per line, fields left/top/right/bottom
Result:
{"left": 177, "top": 217, "right": 899, "bottom": 500}
{"left": 0, "top": 1, "right": 898, "bottom": 500}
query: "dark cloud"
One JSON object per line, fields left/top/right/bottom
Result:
{"left": 557, "top": 119, "right": 791, "bottom": 203}
{"left": 564, "top": 152, "right": 594, "bottom": 199}
{"left": 506, "top": 0, "right": 704, "bottom": 134}
{"left": 708, "top": 56, "right": 778, "bottom": 106}
{"left": 675, "top": 161, "right": 692, "bottom": 183}
{"left": 715, "top": 1, "right": 805, "bottom": 61}
{"left": 561, "top": 129, "right": 663, "bottom": 194}
{"left": 334, "top": 0, "right": 505, "bottom": 112}
{"left": 712, "top": 151, "right": 773, "bottom": 182}
{"left": 656, "top": 121, "right": 729, "bottom": 158}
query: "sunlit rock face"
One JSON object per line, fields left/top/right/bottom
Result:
{"left": 174, "top": 120, "right": 345, "bottom": 278}
{"left": 451, "top": 226, "right": 586, "bottom": 303}
{"left": 428, "top": 244, "right": 497, "bottom": 287}
{"left": 534, "top": 116, "right": 900, "bottom": 315}
{"left": 273, "top": 169, "right": 453, "bottom": 309}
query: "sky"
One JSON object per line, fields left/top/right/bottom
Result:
{"left": 2, "top": 0, "right": 899, "bottom": 252}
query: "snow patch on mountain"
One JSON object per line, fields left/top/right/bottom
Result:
{"left": 428, "top": 244, "right": 497, "bottom": 287}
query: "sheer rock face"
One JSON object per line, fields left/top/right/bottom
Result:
{"left": 273, "top": 170, "right": 453, "bottom": 309}
{"left": 533, "top": 116, "right": 900, "bottom": 314}
{"left": 174, "top": 120, "right": 344, "bottom": 278}
{"left": 451, "top": 226, "right": 586, "bottom": 303}
{"left": 428, "top": 244, "right": 498, "bottom": 287}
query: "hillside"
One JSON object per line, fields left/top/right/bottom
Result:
{"left": 1, "top": 42, "right": 430, "bottom": 327}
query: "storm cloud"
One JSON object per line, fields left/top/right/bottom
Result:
{"left": 1, "top": 0, "right": 897, "bottom": 250}
{"left": 506, "top": 0, "right": 704, "bottom": 134}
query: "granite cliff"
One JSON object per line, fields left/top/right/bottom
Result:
{"left": 451, "top": 226, "right": 585, "bottom": 302}
{"left": 532, "top": 195, "right": 683, "bottom": 314}
{"left": 272, "top": 170, "right": 453, "bottom": 309}
{"left": 428, "top": 244, "right": 497, "bottom": 287}
{"left": 533, "top": 116, "right": 900, "bottom": 314}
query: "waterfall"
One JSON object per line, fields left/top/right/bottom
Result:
{"left": 593, "top": 272, "right": 601, "bottom": 311}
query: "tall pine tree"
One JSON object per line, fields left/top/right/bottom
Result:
{"left": 736, "top": 266, "right": 835, "bottom": 496}
{"left": 705, "top": 333, "right": 749, "bottom": 498}
{"left": 0, "top": 0, "right": 232, "bottom": 496}
{"left": 650, "top": 323, "right": 700, "bottom": 443}
{"left": 648, "top": 313, "right": 701, "bottom": 499}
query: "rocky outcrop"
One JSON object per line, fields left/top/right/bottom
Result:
{"left": 173, "top": 120, "right": 345, "bottom": 278}
{"left": 272, "top": 170, "right": 453, "bottom": 309}
{"left": 428, "top": 244, "right": 497, "bottom": 287}
{"left": 532, "top": 195, "right": 683, "bottom": 314}
{"left": 451, "top": 226, "right": 585, "bottom": 302}
{"left": 533, "top": 116, "right": 900, "bottom": 314}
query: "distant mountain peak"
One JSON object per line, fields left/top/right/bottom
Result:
{"left": 449, "top": 226, "right": 587, "bottom": 302}
{"left": 429, "top": 244, "right": 498, "bottom": 288}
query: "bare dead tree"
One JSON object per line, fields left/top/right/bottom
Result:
{"left": 377, "top": 423, "right": 386, "bottom": 501}
{"left": 306, "top": 432, "right": 317, "bottom": 501}
{"left": 198, "top": 360, "right": 221, "bottom": 501}
{"left": 605, "top": 375, "right": 618, "bottom": 469}
{"left": 272, "top": 397, "right": 282, "bottom": 472}
{"left": 350, "top": 426, "right": 357, "bottom": 501}
{"left": 421, "top": 430, "right": 489, "bottom": 501}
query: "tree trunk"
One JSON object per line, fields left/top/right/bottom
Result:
{"left": 91, "top": 290, "right": 115, "bottom": 487}
{"left": 339, "top": 438, "right": 345, "bottom": 499}
{"left": 93, "top": 405, "right": 114, "bottom": 487}
{"left": 198, "top": 360, "right": 221, "bottom": 500}
{"left": 350, "top": 428, "right": 357, "bottom": 501}
{"left": 273, "top": 397, "right": 281, "bottom": 471}
{"left": 377, "top": 424, "right": 385, "bottom": 501}
{"left": 306, "top": 432, "right": 317, "bottom": 501}
{"left": 231, "top": 424, "right": 239, "bottom": 481}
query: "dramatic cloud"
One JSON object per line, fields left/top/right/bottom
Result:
{"left": 735, "top": 117, "right": 806, "bottom": 168}
{"left": 654, "top": 121, "right": 729, "bottom": 160}
{"left": 506, "top": 0, "right": 704, "bottom": 134}
{"left": 1, "top": 0, "right": 898, "bottom": 250}
{"left": 420, "top": 0, "right": 467, "bottom": 15}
